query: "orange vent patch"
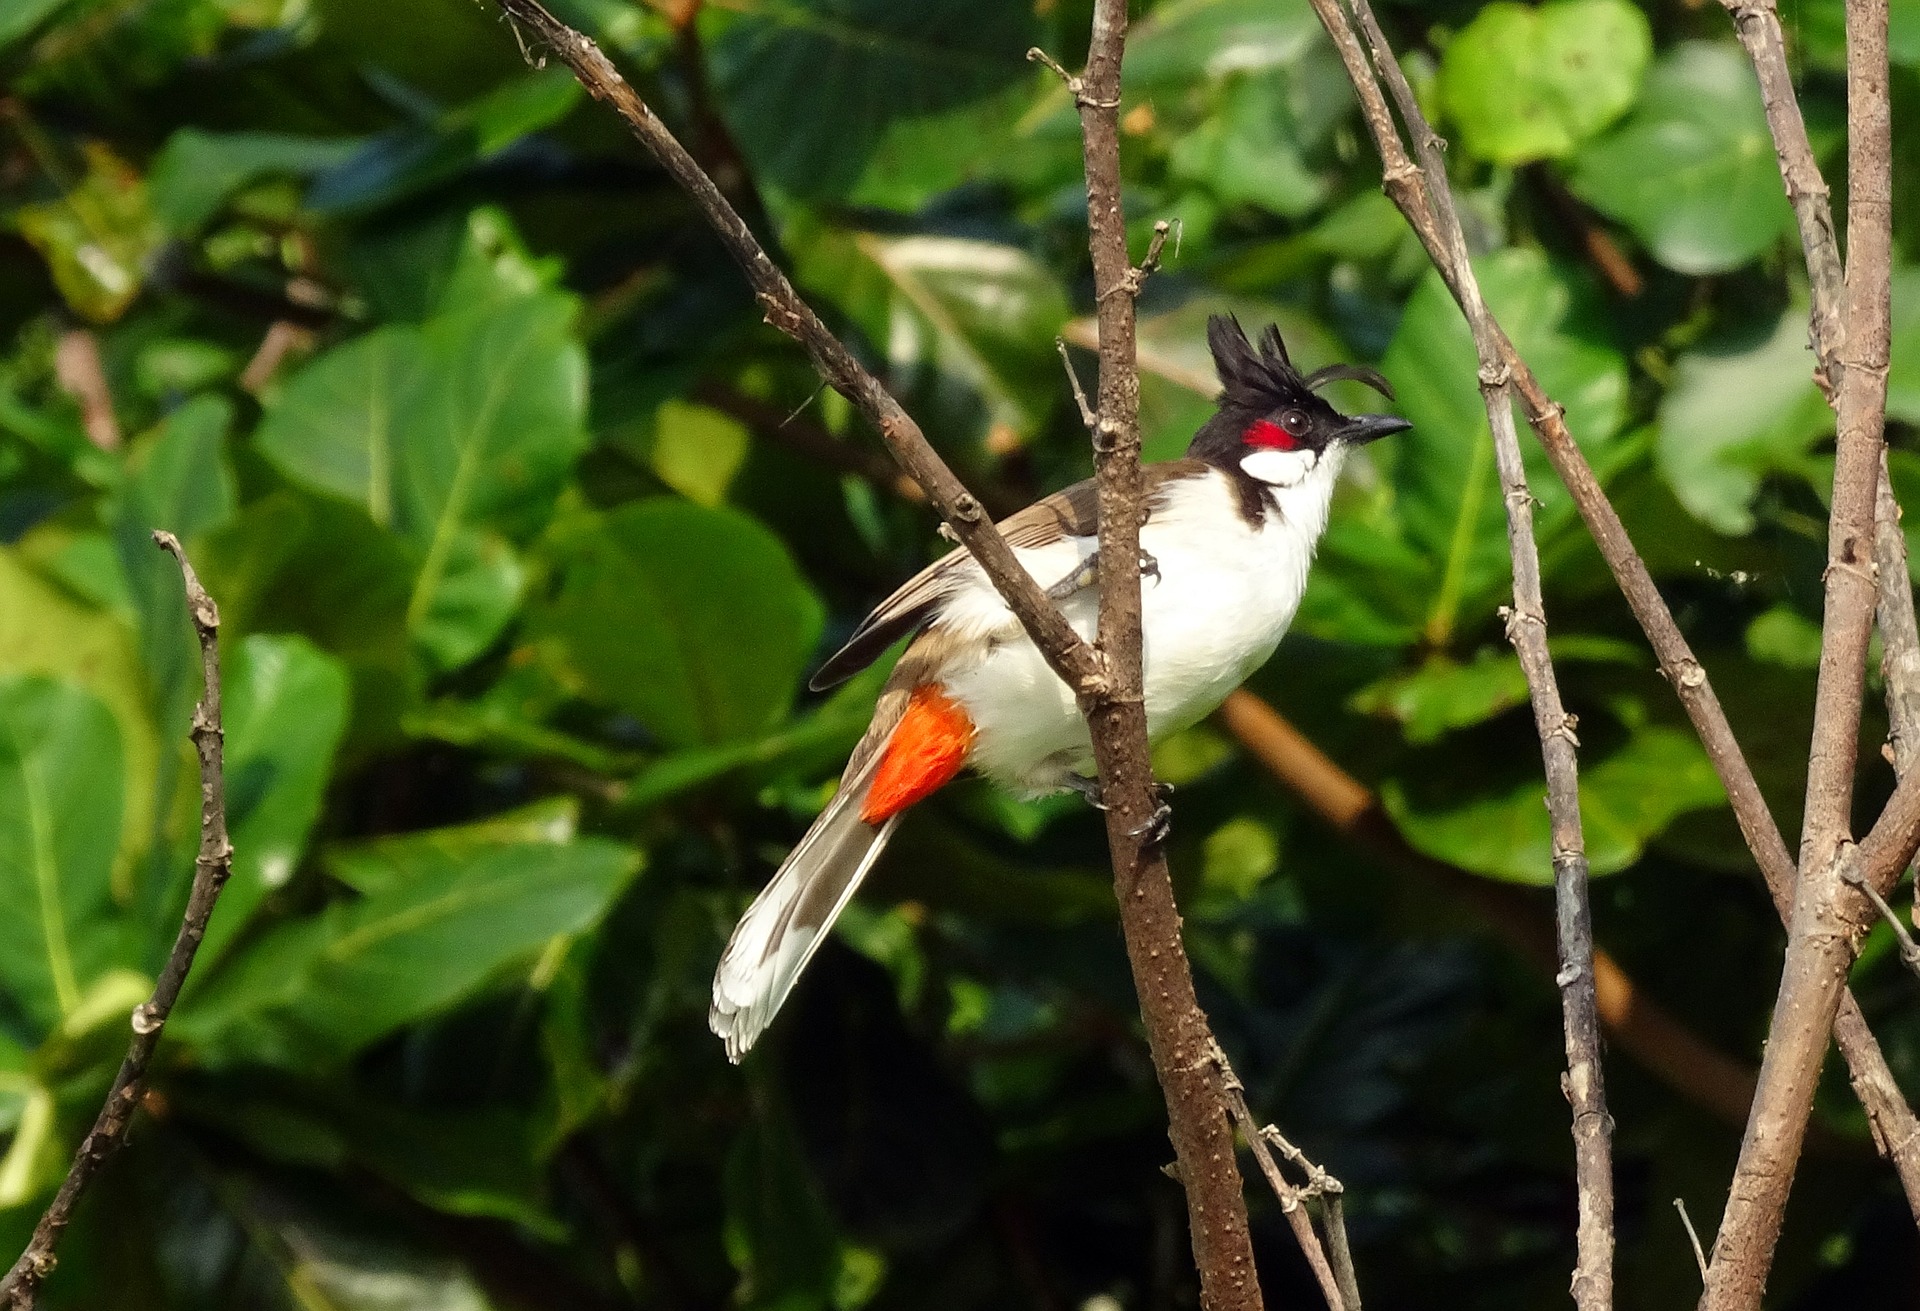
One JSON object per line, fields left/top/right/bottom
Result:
{"left": 861, "top": 685, "right": 975, "bottom": 824}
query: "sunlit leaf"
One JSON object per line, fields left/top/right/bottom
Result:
{"left": 1439, "top": 0, "right": 1651, "bottom": 164}
{"left": 1570, "top": 41, "right": 1796, "bottom": 274}
{"left": 15, "top": 144, "right": 163, "bottom": 323}
{"left": 0, "top": 677, "right": 129, "bottom": 1034}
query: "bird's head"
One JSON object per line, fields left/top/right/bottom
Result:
{"left": 1187, "top": 313, "right": 1411, "bottom": 488}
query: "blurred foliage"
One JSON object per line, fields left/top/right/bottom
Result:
{"left": 0, "top": 0, "right": 1918, "bottom": 1307}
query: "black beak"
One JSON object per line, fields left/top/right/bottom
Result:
{"left": 1339, "top": 413, "right": 1414, "bottom": 445}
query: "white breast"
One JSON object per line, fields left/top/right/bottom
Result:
{"left": 936, "top": 460, "right": 1340, "bottom": 797}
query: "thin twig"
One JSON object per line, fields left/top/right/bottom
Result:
{"left": 1055, "top": 338, "right": 1098, "bottom": 432}
{"left": 1674, "top": 1198, "right": 1709, "bottom": 1284}
{"left": 1320, "top": 3, "right": 1613, "bottom": 1300}
{"left": 1703, "top": 0, "right": 1903, "bottom": 1299}
{"left": 1210, "top": 1045, "right": 1346, "bottom": 1310}
{"left": 0, "top": 533, "right": 233, "bottom": 1307}
{"left": 1843, "top": 867, "right": 1920, "bottom": 979}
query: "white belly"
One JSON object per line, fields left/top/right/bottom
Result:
{"left": 935, "top": 466, "right": 1327, "bottom": 797}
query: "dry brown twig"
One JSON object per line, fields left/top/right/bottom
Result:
{"left": 0, "top": 533, "right": 233, "bottom": 1308}
{"left": 488, "top": 3, "right": 1270, "bottom": 1305}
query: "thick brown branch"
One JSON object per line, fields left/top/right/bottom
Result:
{"left": 1065, "top": 3, "right": 1266, "bottom": 1305}
{"left": 1703, "top": 0, "right": 1901, "bottom": 1300}
{"left": 0, "top": 533, "right": 233, "bottom": 1307}
{"left": 491, "top": 0, "right": 1103, "bottom": 699}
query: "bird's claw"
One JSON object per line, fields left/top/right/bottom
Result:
{"left": 1129, "top": 799, "right": 1174, "bottom": 848}
{"left": 1046, "top": 548, "right": 1161, "bottom": 600}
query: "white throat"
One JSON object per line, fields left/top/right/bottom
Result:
{"left": 1240, "top": 444, "right": 1345, "bottom": 540}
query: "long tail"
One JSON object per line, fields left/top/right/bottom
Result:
{"left": 710, "top": 683, "right": 974, "bottom": 1061}
{"left": 709, "top": 751, "right": 899, "bottom": 1063}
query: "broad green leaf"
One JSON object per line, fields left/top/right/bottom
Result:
{"left": 197, "top": 635, "right": 351, "bottom": 968}
{"left": 0, "top": 678, "right": 128, "bottom": 1033}
{"left": 1747, "top": 606, "right": 1824, "bottom": 670}
{"left": 0, "top": 0, "right": 71, "bottom": 49}
{"left": 1351, "top": 638, "right": 1641, "bottom": 745}
{"left": 1126, "top": 0, "right": 1324, "bottom": 89}
{"left": 799, "top": 229, "right": 1069, "bottom": 444}
{"left": 1570, "top": 42, "right": 1796, "bottom": 274}
{"left": 179, "top": 836, "right": 640, "bottom": 1067}
{"left": 538, "top": 499, "right": 825, "bottom": 749}
{"left": 1886, "top": 265, "right": 1920, "bottom": 426}
{"left": 323, "top": 796, "right": 580, "bottom": 896}
{"left": 148, "top": 129, "right": 363, "bottom": 233}
{"left": 0, "top": 548, "right": 156, "bottom": 871}
{"left": 1439, "top": 0, "right": 1651, "bottom": 164}
{"left": 650, "top": 400, "right": 749, "bottom": 507}
{"left": 1655, "top": 304, "right": 1832, "bottom": 534}
{"left": 1384, "top": 723, "right": 1725, "bottom": 884}
{"left": 1168, "top": 71, "right": 1332, "bottom": 218}
{"left": 410, "top": 527, "right": 524, "bottom": 670}
{"left": 15, "top": 144, "right": 164, "bottom": 323}
{"left": 1381, "top": 250, "right": 1628, "bottom": 641}
{"left": 706, "top": 0, "right": 1037, "bottom": 198}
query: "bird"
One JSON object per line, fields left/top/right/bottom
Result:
{"left": 710, "top": 314, "right": 1412, "bottom": 1061}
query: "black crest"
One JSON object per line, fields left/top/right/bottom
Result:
{"left": 1204, "top": 313, "right": 1396, "bottom": 412}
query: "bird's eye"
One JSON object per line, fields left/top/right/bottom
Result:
{"left": 1280, "top": 409, "right": 1310, "bottom": 436}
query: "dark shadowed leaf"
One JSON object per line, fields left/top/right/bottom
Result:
{"left": 148, "top": 130, "right": 363, "bottom": 234}
{"left": 706, "top": 0, "right": 1037, "bottom": 198}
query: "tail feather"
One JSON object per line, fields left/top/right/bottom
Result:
{"left": 709, "top": 752, "right": 899, "bottom": 1062}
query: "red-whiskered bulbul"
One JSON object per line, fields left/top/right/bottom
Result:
{"left": 711, "top": 314, "right": 1412, "bottom": 1060}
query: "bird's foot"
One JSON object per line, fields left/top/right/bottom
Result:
{"left": 1062, "top": 772, "right": 1107, "bottom": 810}
{"left": 1045, "top": 548, "right": 1161, "bottom": 601}
{"left": 1128, "top": 783, "right": 1174, "bottom": 848}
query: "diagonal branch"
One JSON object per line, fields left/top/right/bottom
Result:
{"left": 1314, "top": 0, "right": 1617, "bottom": 1297}
{"left": 1703, "top": 0, "right": 1904, "bottom": 1299}
{"left": 0, "top": 533, "right": 234, "bottom": 1308}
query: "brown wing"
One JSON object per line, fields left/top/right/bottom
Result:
{"left": 808, "top": 461, "right": 1208, "bottom": 692}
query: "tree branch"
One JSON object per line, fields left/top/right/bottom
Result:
{"left": 1702, "top": 0, "right": 1903, "bottom": 1299}
{"left": 1052, "top": 6, "right": 1267, "bottom": 1305}
{"left": 493, "top": 5, "right": 1270, "bottom": 1303}
{"left": 0, "top": 533, "right": 234, "bottom": 1308}
{"left": 1310, "top": 0, "right": 1616, "bottom": 1296}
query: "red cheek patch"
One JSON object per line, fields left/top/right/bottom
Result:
{"left": 1244, "top": 419, "right": 1300, "bottom": 451}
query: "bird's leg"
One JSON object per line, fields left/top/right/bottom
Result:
{"left": 1061, "top": 771, "right": 1107, "bottom": 810}
{"left": 1046, "top": 548, "right": 1160, "bottom": 601}
{"left": 1128, "top": 782, "right": 1174, "bottom": 848}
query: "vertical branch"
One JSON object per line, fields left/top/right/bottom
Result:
{"left": 0, "top": 533, "right": 233, "bottom": 1308}
{"left": 1057, "top": 4, "right": 1270, "bottom": 1305}
{"left": 1702, "top": 0, "right": 1902, "bottom": 1301}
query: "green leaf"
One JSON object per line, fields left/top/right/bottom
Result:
{"left": 15, "top": 144, "right": 164, "bottom": 324}
{"left": 1168, "top": 71, "right": 1332, "bottom": 218}
{"left": 1381, "top": 250, "right": 1628, "bottom": 641}
{"left": 1350, "top": 638, "right": 1640, "bottom": 745}
{"left": 0, "top": 0, "right": 73, "bottom": 50}
{"left": 179, "top": 835, "right": 640, "bottom": 1067}
{"left": 706, "top": 0, "right": 1038, "bottom": 198}
{"left": 650, "top": 400, "right": 750, "bottom": 507}
{"left": 0, "top": 547, "right": 157, "bottom": 879}
{"left": 538, "top": 499, "right": 825, "bottom": 749}
{"left": 1384, "top": 723, "right": 1725, "bottom": 884}
{"left": 147, "top": 129, "right": 363, "bottom": 234}
{"left": 1439, "top": 0, "right": 1651, "bottom": 164}
{"left": 198, "top": 635, "right": 351, "bottom": 969}
{"left": 410, "top": 527, "right": 524, "bottom": 670}
{"left": 1886, "top": 265, "right": 1920, "bottom": 426}
{"left": 1569, "top": 42, "right": 1796, "bottom": 274}
{"left": 799, "top": 228, "right": 1070, "bottom": 444}
{"left": 725, "top": 1103, "right": 844, "bottom": 1309}
{"left": 323, "top": 797, "right": 580, "bottom": 896}
{"left": 0, "top": 678, "right": 128, "bottom": 1034}
{"left": 1655, "top": 303, "right": 1832, "bottom": 535}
